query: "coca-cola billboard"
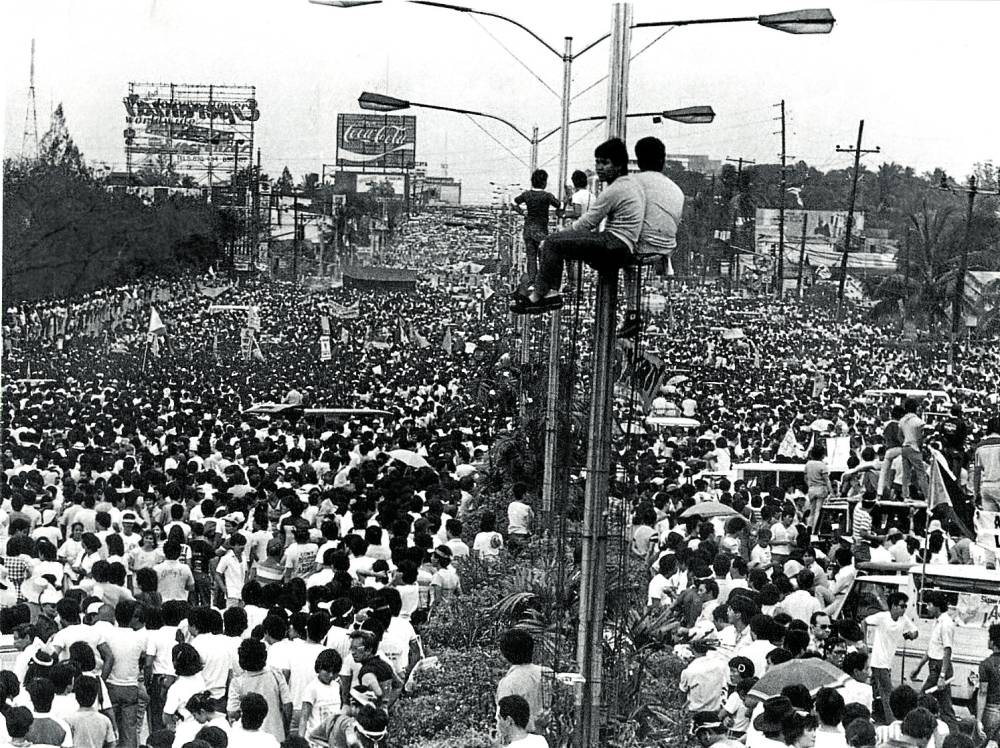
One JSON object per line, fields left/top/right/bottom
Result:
{"left": 336, "top": 114, "right": 416, "bottom": 170}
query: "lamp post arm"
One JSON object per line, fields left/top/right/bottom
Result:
{"left": 408, "top": 100, "right": 533, "bottom": 143}
{"left": 573, "top": 14, "right": 759, "bottom": 60}
{"left": 631, "top": 15, "right": 759, "bottom": 30}
{"left": 410, "top": 0, "right": 562, "bottom": 57}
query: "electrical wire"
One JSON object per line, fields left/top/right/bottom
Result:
{"left": 537, "top": 119, "right": 605, "bottom": 169}
{"left": 463, "top": 115, "right": 530, "bottom": 170}
{"left": 467, "top": 16, "right": 561, "bottom": 100}
{"left": 571, "top": 27, "right": 676, "bottom": 103}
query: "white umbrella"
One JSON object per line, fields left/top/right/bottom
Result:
{"left": 666, "top": 375, "right": 689, "bottom": 386}
{"left": 388, "top": 449, "right": 430, "bottom": 469}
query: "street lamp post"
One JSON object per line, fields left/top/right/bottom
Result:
{"left": 573, "top": 5, "right": 834, "bottom": 747}
{"left": 321, "top": 0, "right": 833, "bottom": 539}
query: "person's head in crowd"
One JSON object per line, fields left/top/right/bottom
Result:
{"left": 238, "top": 637, "right": 268, "bottom": 674}
{"left": 729, "top": 656, "right": 754, "bottom": 685}
{"left": 842, "top": 703, "right": 871, "bottom": 730}
{"left": 691, "top": 710, "right": 727, "bottom": 747}
{"left": 768, "top": 648, "right": 793, "bottom": 667}
{"left": 239, "top": 692, "right": 269, "bottom": 732}
{"left": 784, "top": 629, "right": 810, "bottom": 658}
{"left": 782, "top": 684, "right": 813, "bottom": 712}
{"left": 781, "top": 709, "right": 818, "bottom": 748}
{"left": 825, "top": 637, "right": 849, "bottom": 668}
{"left": 4, "top": 706, "right": 34, "bottom": 740}
{"left": 172, "top": 643, "right": 203, "bottom": 677}
{"left": 729, "top": 596, "right": 758, "bottom": 630}
{"left": 194, "top": 725, "right": 229, "bottom": 748}
{"left": 500, "top": 628, "right": 534, "bottom": 665}
{"left": 842, "top": 651, "right": 870, "bottom": 685}
{"left": 901, "top": 707, "right": 936, "bottom": 743}
{"left": 889, "top": 685, "right": 919, "bottom": 722}
{"left": 845, "top": 717, "right": 876, "bottom": 748}
{"left": 815, "top": 687, "right": 845, "bottom": 728}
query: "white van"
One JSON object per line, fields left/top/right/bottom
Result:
{"left": 837, "top": 564, "right": 1000, "bottom": 705}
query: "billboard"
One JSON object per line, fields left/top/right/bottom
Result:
{"left": 124, "top": 83, "right": 257, "bottom": 184}
{"left": 755, "top": 208, "right": 863, "bottom": 248}
{"left": 336, "top": 113, "right": 416, "bottom": 170}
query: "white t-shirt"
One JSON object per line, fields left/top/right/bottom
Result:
{"left": 228, "top": 725, "right": 281, "bottom": 748}
{"left": 507, "top": 501, "right": 533, "bottom": 536}
{"left": 217, "top": 551, "right": 246, "bottom": 598}
{"left": 927, "top": 612, "right": 955, "bottom": 660}
{"left": 301, "top": 678, "right": 341, "bottom": 737}
{"left": 865, "top": 611, "right": 917, "bottom": 669}
{"left": 164, "top": 673, "right": 208, "bottom": 720}
{"left": 146, "top": 625, "right": 179, "bottom": 675}
{"left": 473, "top": 531, "right": 504, "bottom": 558}
{"left": 106, "top": 628, "right": 149, "bottom": 686}
{"left": 647, "top": 574, "right": 670, "bottom": 606}
{"left": 191, "top": 633, "right": 232, "bottom": 698}
{"left": 284, "top": 543, "right": 319, "bottom": 579}
{"left": 379, "top": 617, "right": 416, "bottom": 677}
{"left": 508, "top": 735, "right": 549, "bottom": 748}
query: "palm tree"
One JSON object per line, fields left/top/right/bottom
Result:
{"left": 871, "top": 199, "right": 960, "bottom": 331}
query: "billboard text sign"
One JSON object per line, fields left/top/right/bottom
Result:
{"left": 337, "top": 114, "right": 416, "bottom": 169}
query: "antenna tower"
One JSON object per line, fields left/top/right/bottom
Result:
{"left": 22, "top": 39, "right": 40, "bottom": 159}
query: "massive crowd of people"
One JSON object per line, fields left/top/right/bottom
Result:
{"left": 2, "top": 189, "right": 999, "bottom": 748}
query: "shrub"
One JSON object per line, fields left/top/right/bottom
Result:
{"left": 389, "top": 647, "right": 505, "bottom": 748}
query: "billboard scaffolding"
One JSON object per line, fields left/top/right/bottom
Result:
{"left": 124, "top": 82, "right": 257, "bottom": 190}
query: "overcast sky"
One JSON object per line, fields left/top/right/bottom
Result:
{"left": 3, "top": 0, "right": 999, "bottom": 203}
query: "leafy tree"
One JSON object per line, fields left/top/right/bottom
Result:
{"left": 275, "top": 166, "right": 294, "bottom": 196}
{"left": 38, "top": 104, "right": 87, "bottom": 174}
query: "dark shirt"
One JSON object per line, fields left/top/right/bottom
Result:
{"left": 514, "top": 189, "right": 560, "bottom": 231}
{"left": 980, "top": 653, "right": 1000, "bottom": 706}
{"left": 884, "top": 421, "right": 903, "bottom": 450}
{"left": 189, "top": 538, "right": 215, "bottom": 575}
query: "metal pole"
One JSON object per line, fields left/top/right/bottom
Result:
{"left": 575, "top": 7, "right": 629, "bottom": 747}
{"left": 951, "top": 176, "right": 976, "bottom": 341}
{"left": 542, "top": 37, "right": 574, "bottom": 529}
{"left": 797, "top": 213, "right": 809, "bottom": 298}
{"left": 837, "top": 119, "right": 865, "bottom": 312}
{"left": 776, "top": 100, "right": 786, "bottom": 299}
{"left": 530, "top": 126, "right": 539, "bottom": 174}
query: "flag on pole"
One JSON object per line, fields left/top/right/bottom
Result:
{"left": 208, "top": 265, "right": 216, "bottom": 278}
{"left": 927, "top": 454, "right": 952, "bottom": 510}
{"left": 412, "top": 326, "right": 430, "bottom": 349}
{"left": 482, "top": 284, "right": 495, "bottom": 302}
{"left": 441, "top": 329, "right": 452, "bottom": 355}
{"left": 252, "top": 338, "right": 265, "bottom": 362}
{"left": 148, "top": 307, "right": 166, "bottom": 335}
{"left": 396, "top": 317, "right": 409, "bottom": 345}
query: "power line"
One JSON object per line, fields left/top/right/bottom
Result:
{"left": 467, "top": 15, "right": 560, "bottom": 100}
{"left": 571, "top": 27, "right": 676, "bottom": 102}
{"left": 463, "top": 114, "right": 530, "bottom": 170}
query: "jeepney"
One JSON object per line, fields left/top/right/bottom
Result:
{"left": 837, "top": 564, "right": 1000, "bottom": 706}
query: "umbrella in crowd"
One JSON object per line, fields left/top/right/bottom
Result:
{"left": 748, "top": 658, "right": 850, "bottom": 700}
{"left": 388, "top": 448, "right": 431, "bottom": 469}
{"left": 679, "top": 501, "right": 739, "bottom": 519}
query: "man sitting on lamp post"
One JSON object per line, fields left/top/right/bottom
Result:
{"left": 510, "top": 137, "right": 644, "bottom": 315}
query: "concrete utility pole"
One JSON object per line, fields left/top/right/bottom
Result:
{"left": 725, "top": 156, "right": 755, "bottom": 281}
{"left": 774, "top": 100, "right": 786, "bottom": 299}
{"left": 835, "top": 120, "right": 880, "bottom": 313}
{"left": 796, "top": 213, "right": 809, "bottom": 297}
{"left": 575, "top": 9, "right": 630, "bottom": 747}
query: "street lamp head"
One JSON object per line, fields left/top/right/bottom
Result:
{"left": 662, "top": 106, "right": 715, "bottom": 125}
{"left": 358, "top": 91, "right": 411, "bottom": 112}
{"left": 758, "top": 8, "right": 835, "bottom": 34}
{"left": 308, "top": 0, "right": 382, "bottom": 7}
